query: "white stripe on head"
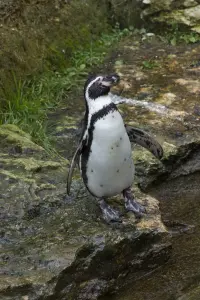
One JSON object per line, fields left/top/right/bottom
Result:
{"left": 85, "top": 76, "right": 103, "bottom": 102}
{"left": 83, "top": 76, "right": 113, "bottom": 140}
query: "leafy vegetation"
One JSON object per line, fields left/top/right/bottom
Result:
{"left": 142, "top": 59, "right": 160, "bottom": 70}
{"left": 159, "top": 24, "right": 200, "bottom": 45}
{"left": 0, "top": 25, "right": 132, "bottom": 151}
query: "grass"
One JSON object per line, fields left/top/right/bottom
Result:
{"left": 0, "top": 25, "right": 133, "bottom": 152}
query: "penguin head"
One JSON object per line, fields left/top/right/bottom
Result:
{"left": 84, "top": 74, "right": 120, "bottom": 101}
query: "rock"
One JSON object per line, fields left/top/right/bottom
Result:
{"left": 0, "top": 124, "right": 171, "bottom": 300}
{"left": 141, "top": 0, "right": 200, "bottom": 32}
{"left": 152, "top": 5, "right": 200, "bottom": 28}
{"left": 156, "top": 93, "right": 177, "bottom": 106}
{"left": 0, "top": 124, "right": 44, "bottom": 156}
{"left": 99, "top": 33, "right": 200, "bottom": 300}
{"left": 178, "top": 285, "right": 200, "bottom": 300}
{"left": 175, "top": 78, "right": 200, "bottom": 94}
{"left": 184, "top": 0, "right": 198, "bottom": 8}
{"left": 141, "top": 0, "right": 174, "bottom": 16}
{"left": 108, "top": 33, "right": 200, "bottom": 193}
{"left": 3, "top": 29, "right": 200, "bottom": 299}
{"left": 135, "top": 140, "right": 200, "bottom": 191}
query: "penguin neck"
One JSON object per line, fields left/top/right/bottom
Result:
{"left": 87, "top": 95, "right": 112, "bottom": 115}
{"left": 83, "top": 94, "right": 114, "bottom": 140}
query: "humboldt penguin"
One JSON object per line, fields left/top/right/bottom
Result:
{"left": 67, "top": 74, "right": 163, "bottom": 222}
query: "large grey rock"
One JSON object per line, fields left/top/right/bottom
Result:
{"left": 140, "top": 0, "right": 200, "bottom": 31}
{"left": 0, "top": 124, "right": 171, "bottom": 300}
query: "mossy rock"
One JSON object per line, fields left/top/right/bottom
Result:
{"left": 0, "top": 125, "right": 171, "bottom": 300}
{"left": 0, "top": 124, "right": 43, "bottom": 154}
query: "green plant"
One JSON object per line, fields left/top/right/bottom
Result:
{"left": 0, "top": 26, "right": 132, "bottom": 152}
{"left": 160, "top": 23, "right": 200, "bottom": 45}
{"left": 0, "top": 73, "right": 58, "bottom": 152}
{"left": 142, "top": 59, "right": 160, "bottom": 69}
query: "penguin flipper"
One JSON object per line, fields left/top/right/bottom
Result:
{"left": 126, "top": 125, "right": 163, "bottom": 159}
{"left": 67, "top": 142, "right": 82, "bottom": 195}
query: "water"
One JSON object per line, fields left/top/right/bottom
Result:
{"left": 110, "top": 94, "right": 187, "bottom": 121}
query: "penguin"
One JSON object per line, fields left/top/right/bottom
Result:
{"left": 67, "top": 74, "right": 163, "bottom": 223}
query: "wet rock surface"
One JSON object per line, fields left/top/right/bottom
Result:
{"left": 95, "top": 33, "right": 200, "bottom": 300}
{"left": 110, "top": 34, "right": 200, "bottom": 190}
{"left": 53, "top": 32, "right": 200, "bottom": 299}
{"left": 0, "top": 123, "right": 170, "bottom": 300}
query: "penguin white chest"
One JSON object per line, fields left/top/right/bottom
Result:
{"left": 86, "top": 110, "right": 134, "bottom": 198}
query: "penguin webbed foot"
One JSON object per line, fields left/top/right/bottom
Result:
{"left": 98, "top": 199, "right": 121, "bottom": 223}
{"left": 123, "top": 188, "right": 146, "bottom": 218}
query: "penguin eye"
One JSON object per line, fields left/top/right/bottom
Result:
{"left": 96, "top": 77, "right": 103, "bottom": 84}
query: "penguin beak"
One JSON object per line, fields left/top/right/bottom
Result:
{"left": 101, "top": 74, "right": 120, "bottom": 87}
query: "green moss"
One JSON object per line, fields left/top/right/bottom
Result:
{"left": 1, "top": 157, "right": 62, "bottom": 172}
{"left": 0, "top": 124, "right": 68, "bottom": 188}
{"left": 0, "top": 124, "right": 43, "bottom": 151}
{"left": 39, "top": 183, "right": 57, "bottom": 190}
{"left": 162, "top": 142, "right": 178, "bottom": 159}
{"left": 0, "top": 169, "right": 35, "bottom": 183}
{"left": 192, "top": 25, "right": 200, "bottom": 33}
{"left": 0, "top": 124, "right": 31, "bottom": 138}
{"left": 154, "top": 10, "right": 189, "bottom": 25}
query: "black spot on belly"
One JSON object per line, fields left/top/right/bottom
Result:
{"left": 111, "top": 147, "right": 113, "bottom": 150}
{"left": 91, "top": 169, "right": 93, "bottom": 173}
{"left": 117, "top": 169, "right": 119, "bottom": 173}
{"left": 100, "top": 184, "right": 104, "bottom": 187}
{"left": 120, "top": 137, "right": 122, "bottom": 140}
{"left": 124, "top": 158, "right": 127, "bottom": 161}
